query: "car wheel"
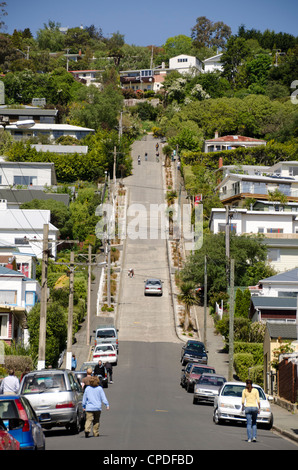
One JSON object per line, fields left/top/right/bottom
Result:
{"left": 186, "top": 383, "right": 193, "bottom": 393}
{"left": 213, "top": 408, "right": 223, "bottom": 425}
{"left": 69, "top": 413, "right": 81, "bottom": 434}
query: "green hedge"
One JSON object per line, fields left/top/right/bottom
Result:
{"left": 234, "top": 341, "right": 263, "bottom": 364}
{"left": 234, "top": 353, "right": 255, "bottom": 382}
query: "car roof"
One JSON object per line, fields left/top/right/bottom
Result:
{"left": 146, "top": 278, "right": 161, "bottom": 282}
{"left": 24, "top": 369, "right": 69, "bottom": 376}
{"left": 190, "top": 364, "right": 215, "bottom": 370}
{"left": 186, "top": 340, "right": 204, "bottom": 345}
{"left": 0, "top": 395, "right": 22, "bottom": 400}
{"left": 222, "top": 381, "right": 261, "bottom": 388}
{"left": 200, "top": 373, "right": 225, "bottom": 378}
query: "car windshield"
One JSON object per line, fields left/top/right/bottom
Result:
{"left": 198, "top": 376, "right": 226, "bottom": 386}
{"left": 221, "top": 384, "right": 266, "bottom": 399}
{"left": 192, "top": 367, "right": 215, "bottom": 374}
{"left": 0, "top": 400, "right": 18, "bottom": 419}
{"left": 147, "top": 281, "right": 161, "bottom": 286}
{"left": 97, "top": 330, "right": 115, "bottom": 338}
{"left": 22, "top": 373, "right": 66, "bottom": 394}
{"left": 186, "top": 344, "right": 205, "bottom": 353}
{"left": 95, "top": 345, "right": 114, "bottom": 352}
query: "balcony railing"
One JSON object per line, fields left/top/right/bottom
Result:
{"left": 219, "top": 185, "right": 298, "bottom": 201}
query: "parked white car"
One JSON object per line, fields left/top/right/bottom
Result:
{"left": 213, "top": 381, "right": 273, "bottom": 429}
{"left": 92, "top": 343, "right": 118, "bottom": 365}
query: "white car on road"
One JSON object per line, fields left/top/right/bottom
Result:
{"left": 213, "top": 381, "right": 273, "bottom": 429}
{"left": 92, "top": 343, "right": 118, "bottom": 365}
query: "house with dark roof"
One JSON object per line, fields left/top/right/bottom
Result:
{"left": 249, "top": 268, "right": 298, "bottom": 322}
{"left": 250, "top": 296, "right": 297, "bottom": 323}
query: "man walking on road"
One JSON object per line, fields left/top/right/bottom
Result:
{"left": 82, "top": 376, "right": 109, "bottom": 437}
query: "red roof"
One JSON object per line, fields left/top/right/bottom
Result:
{"left": 206, "top": 135, "right": 266, "bottom": 142}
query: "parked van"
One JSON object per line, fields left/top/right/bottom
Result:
{"left": 93, "top": 324, "right": 119, "bottom": 351}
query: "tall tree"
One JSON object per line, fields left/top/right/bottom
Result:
{"left": 191, "top": 16, "right": 231, "bottom": 50}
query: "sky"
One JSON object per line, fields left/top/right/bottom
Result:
{"left": 4, "top": 0, "right": 298, "bottom": 47}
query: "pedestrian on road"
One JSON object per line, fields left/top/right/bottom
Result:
{"left": 71, "top": 354, "right": 77, "bottom": 371}
{"left": 0, "top": 369, "right": 20, "bottom": 395}
{"left": 82, "top": 376, "right": 109, "bottom": 438}
{"left": 105, "top": 362, "right": 113, "bottom": 383}
{"left": 241, "top": 379, "right": 260, "bottom": 442}
{"left": 81, "top": 368, "right": 93, "bottom": 389}
{"left": 94, "top": 360, "right": 106, "bottom": 386}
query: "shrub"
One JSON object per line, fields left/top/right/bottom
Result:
{"left": 234, "top": 352, "right": 254, "bottom": 382}
{"left": 234, "top": 341, "right": 264, "bottom": 364}
{"left": 4, "top": 356, "right": 33, "bottom": 378}
{"left": 248, "top": 365, "right": 264, "bottom": 387}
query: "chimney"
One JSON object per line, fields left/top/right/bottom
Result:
{"left": 215, "top": 130, "right": 219, "bottom": 139}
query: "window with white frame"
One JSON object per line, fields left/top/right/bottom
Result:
{"left": 0, "top": 314, "right": 8, "bottom": 338}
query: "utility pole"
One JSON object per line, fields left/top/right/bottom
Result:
{"left": 204, "top": 255, "right": 207, "bottom": 347}
{"left": 87, "top": 244, "right": 92, "bottom": 346}
{"left": 228, "top": 258, "right": 235, "bottom": 381}
{"left": 37, "top": 224, "right": 49, "bottom": 371}
{"left": 225, "top": 206, "right": 230, "bottom": 287}
{"left": 113, "top": 145, "right": 117, "bottom": 198}
{"left": 66, "top": 251, "right": 75, "bottom": 370}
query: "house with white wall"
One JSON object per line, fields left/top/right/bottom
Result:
{"left": 69, "top": 70, "right": 102, "bottom": 87}
{"left": 204, "top": 134, "right": 266, "bottom": 153}
{"left": 169, "top": 55, "right": 203, "bottom": 75}
{"left": 0, "top": 199, "right": 59, "bottom": 259}
{"left": 0, "top": 159, "right": 57, "bottom": 188}
{"left": 203, "top": 53, "right": 223, "bottom": 73}
{"left": 0, "top": 265, "right": 40, "bottom": 346}
{"left": 216, "top": 162, "right": 298, "bottom": 207}
{"left": 209, "top": 207, "right": 298, "bottom": 272}
{"left": 6, "top": 122, "right": 94, "bottom": 142}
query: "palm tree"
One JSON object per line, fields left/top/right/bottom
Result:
{"left": 177, "top": 281, "right": 199, "bottom": 331}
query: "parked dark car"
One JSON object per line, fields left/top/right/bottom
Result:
{"left": 181, "top": 340, "right": 208, "bottom": 365}
{"left": 19, "top": 369, "right": 84, "bottom": 434}
{"left": 181, "top": 363, "right": 216, "bottom": 393}
{"left": 0, "top": 395, "right": 45, "bottom": 450}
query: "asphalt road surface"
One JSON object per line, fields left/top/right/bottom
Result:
{"left": 45, "top": 137, "right": 297, "bottom": 453}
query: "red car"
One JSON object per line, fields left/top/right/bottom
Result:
{"left": 0, "top": 418, "right": 20, "bottom": 450}
{"left": 181, "top": 363, "right": 216, "bottom": 393}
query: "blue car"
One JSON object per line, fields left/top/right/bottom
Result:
{"left": 0, "top": 395, "right": 45, "bottom": 450}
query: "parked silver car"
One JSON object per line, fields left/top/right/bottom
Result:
{"left": 19, "top": 369, "right": 85, "bottom": 434}
{"left": 193, "top": 373, "right": 226, "bottom": 404}
{"left": 144, "top": 278, "right": 163, "bottom": 296}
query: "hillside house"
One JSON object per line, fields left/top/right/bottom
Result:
{"left": 0, "top": 159, "right": 57, "bottom": 188}
{"left": 0, "top": 266, "right": 41, "bottom": 346}
{"left": 0, "top": 199, "right": 59, "bottom": 259}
